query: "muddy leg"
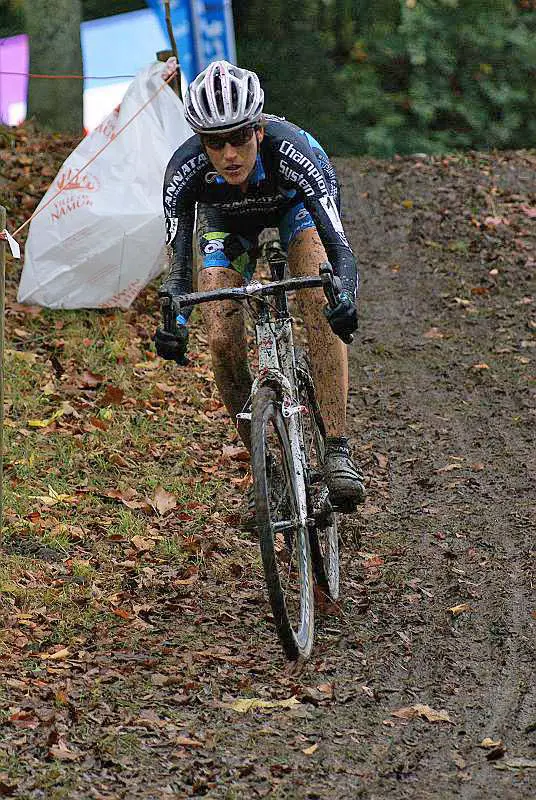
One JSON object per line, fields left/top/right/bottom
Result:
{"left": 287, "top": 227, "right": 348, "bottom": 437}
{"left": 198, "top": 267, "right": 253, "bottom": 452}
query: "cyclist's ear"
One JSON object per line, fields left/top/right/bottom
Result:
{"left": 256, "top": 127, "right": 265, "bottom": 145}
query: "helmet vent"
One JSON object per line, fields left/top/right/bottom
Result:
{"left": 231, "top": 82, "right": 239, "bottom": 112}
{"left": 200, "top": 87, "right": 211, "bottom": 116}
{"left": 214, "top": 74, "right": 225, "bottom": 116}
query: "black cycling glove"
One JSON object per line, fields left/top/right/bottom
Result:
{"left": 154, "top": 323, "right": 189, "bottom": 365}
{"left": 324, "top": 290, "right": 358, "bottom": 343}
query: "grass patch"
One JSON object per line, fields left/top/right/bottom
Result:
{"left": 3, "top": 284, "right": 246, "bottom": 662}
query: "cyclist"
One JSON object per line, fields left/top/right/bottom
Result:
{"left": 155, "top": 61, "right": 366, "bottom": 512}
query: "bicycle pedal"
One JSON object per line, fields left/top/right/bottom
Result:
{"left": 330, "top": 498, "right": 357, "bottom": 514}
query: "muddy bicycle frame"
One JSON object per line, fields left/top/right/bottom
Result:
{"left": 161, "top": 271, "right": 327, "bottom": 516}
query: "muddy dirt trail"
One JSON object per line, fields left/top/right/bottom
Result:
{"left": 3, "top": 151, "right": 535, "bottom": 799}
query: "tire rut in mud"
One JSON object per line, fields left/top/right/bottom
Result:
{"left": 334, "top": 153, "right": 535, "bottom": 798}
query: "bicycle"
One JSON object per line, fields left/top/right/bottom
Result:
{"left": 160, "top": 244, "right": 350, "bottom": 660}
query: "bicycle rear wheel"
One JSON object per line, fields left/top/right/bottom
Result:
{"left": 251, "top": 385, "right": 314, "bottom": 660}
{"left": 296, "top": 352, "right": 340, "bottom": 601}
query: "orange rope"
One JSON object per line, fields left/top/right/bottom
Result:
{"left": 12, "top": 69, "right": 179, "bottom": 238}
{"left": 0, "top": 71, "right": 135, "bottom": 80}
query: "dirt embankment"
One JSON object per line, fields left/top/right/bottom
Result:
{"left": 1, "top": 137, "right": 535, "bottom": 798}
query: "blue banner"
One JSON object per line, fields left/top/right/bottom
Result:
{"left": 145, "top": 0, "right": 236, "bottom": 84}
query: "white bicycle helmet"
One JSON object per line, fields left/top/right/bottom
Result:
{"left": 184, "top": 60, "right": 264, "bottom": 134}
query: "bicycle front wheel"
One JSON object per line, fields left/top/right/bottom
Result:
{"left": 251, "top": 386, "right": 314, "bottom": 660}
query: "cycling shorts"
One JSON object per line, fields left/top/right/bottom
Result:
{"left": 196, "top": 202, "right": 316, "bottom": 283}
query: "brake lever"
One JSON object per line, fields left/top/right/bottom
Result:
{"left": 159, "top": 292, "right": 175, "bottom": 333}
{"left": 320, "top": 262, "right": 354, "bottom": 345}
{"left": 320, "top": 262, "right": 339, "bottom": 309}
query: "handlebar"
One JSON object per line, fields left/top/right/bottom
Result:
{"left": 160, "top": 262, "right": 353, "bottom": 344}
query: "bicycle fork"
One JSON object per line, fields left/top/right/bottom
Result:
{"left": 239, "top": 319, "right": 309, "bottom": 529}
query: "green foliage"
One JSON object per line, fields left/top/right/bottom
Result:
{"left": 236, "top": 0, "right": 357, "bottom": 154}
{"left": 239, "top": 0, "right": 536, "bottom": 156}
{"left": 0, "top": 0, "right": 24, "bottom": 36}
{"left": 81, "top": 0, "right": 146, "bottom": 21}
{"left": 337, "top": 0, "right": 536, "bottom": 155}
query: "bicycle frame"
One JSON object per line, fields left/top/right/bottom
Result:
{"left": 163, "top": 264, "right": 339, "bottom": 531}
{"left": 243, "top": 297, "right": 309, "bottom": 530}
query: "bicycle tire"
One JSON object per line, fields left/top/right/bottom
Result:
{"left": 251, "top": 385, "right": 314, "bottom": 660}
{"left": 296, "top": 351, "right": 340, "bottom": 601}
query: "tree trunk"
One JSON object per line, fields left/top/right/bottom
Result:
{"left": 23, "top": 0, "right": 83, "bottom": 133}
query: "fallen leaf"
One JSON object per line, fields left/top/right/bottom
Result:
{"left": 89, "top": 416, "right": 108, "bottom": 431}
{"left": 479, "top": 737, "right": 503, "bottom": 749}
{"left": 29, "top": 486, "right": 76, "bottom": 507}
{"left": 302, "top": 743, "right": 319, "bottom": 755}
{"left": 423, "top": 327, "right": 444, "bottom": 339}
{"left": 48, "top": 740, "right": 78, "bottom": 761}
{"left": 0, "top": 773, "right": 17, "bottom": 796}
{"left": 495, "top": 758, "right": 536, "bottom": 771}
{"left": 9, "top": 711, "right": 39, "bottom": 730}
{"left": 448, "top": 603, "right": 471, "bottom": 616}
{"left": 113, "top": 608, "right": 131, "bottom": 620}
{"left": 483, "top": 216, "right": 508, "bottom": 227}
{"left": 436, "top": 463, "right": 463, "bottom": 473}
{"left": 130, "top": 536, "right": 155, "bottom": 552}
{"left": 40, "top": 647, "right": 70, "bottom": 661}
{"left": 227, "top": 697, "right": 301, "bottom": 713}
{"left": 78, "top": 370, "right": 104, "bottom": 388}
{"left": 452, "top": 753, "right": 467, "bottom": 770}
{"left": 222, "top": 445, "right": 250, "bottom": 462}
{"left": 134, "top": 360, "right": 161, "bottom": 370}
{"left": 472, "top": 363, "right": 490, "bottom": 370}
{"left": 392, "top": 703, "right": 453, "bottom": 723}
{"left": 27, "top": 407, "right": 65, "bottom": 428}
{"left": 175, "top": 736, "right": 204, "bottom": 748}
{"left": 150, "top": 487, "right": 177, "bottom": 516}
{"left": 6, "top": 349, "right": 37, "bottom": 363}
{"left": 101, "top": 385, "right": 125, "bottom": 405}
{"left": 301, "top": 684, "right": 333, "bottom": 703}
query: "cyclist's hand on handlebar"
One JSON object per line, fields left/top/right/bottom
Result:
{"left": 324, "top": 290, "right": 358, "bottom": 344}
{"left": 155, "top": 327, "right": 188, "bottom": 364}
{"left": 154, "top": 326, "right": 188, "bottom": 365}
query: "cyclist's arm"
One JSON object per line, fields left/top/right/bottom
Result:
{"left": 304, "top": 194, "right": 358, "bottom": 298}
{"left": 163, "top": 210, "right": 195, "bottom": 299}
{"left": 275, "top": 129, "right": 358, "bottom": 297}
{"left": 161, "top": 142, "right": 205, "bottom": 314}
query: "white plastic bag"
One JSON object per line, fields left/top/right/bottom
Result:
{"left": 18, "top": 61, "right": 192, "bottom": 309}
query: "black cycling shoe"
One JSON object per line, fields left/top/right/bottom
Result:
{"left": 323, "top": 436, "right": 366, "bottom": 513}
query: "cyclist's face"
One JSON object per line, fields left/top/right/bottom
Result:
{"left": 203, "top": 127, "right": 264, "bottom": 189}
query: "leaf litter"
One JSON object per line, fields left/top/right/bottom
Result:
{"left": 2, "top": 129, "right": 536, "bottom": 799}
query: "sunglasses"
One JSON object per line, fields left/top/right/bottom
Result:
{"left": 202, "top": 126, "right": 256, "bottom": 150}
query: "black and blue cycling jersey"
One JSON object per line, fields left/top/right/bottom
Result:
{"left": 162, "top": 116, "right": 358, "bottom": 302}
